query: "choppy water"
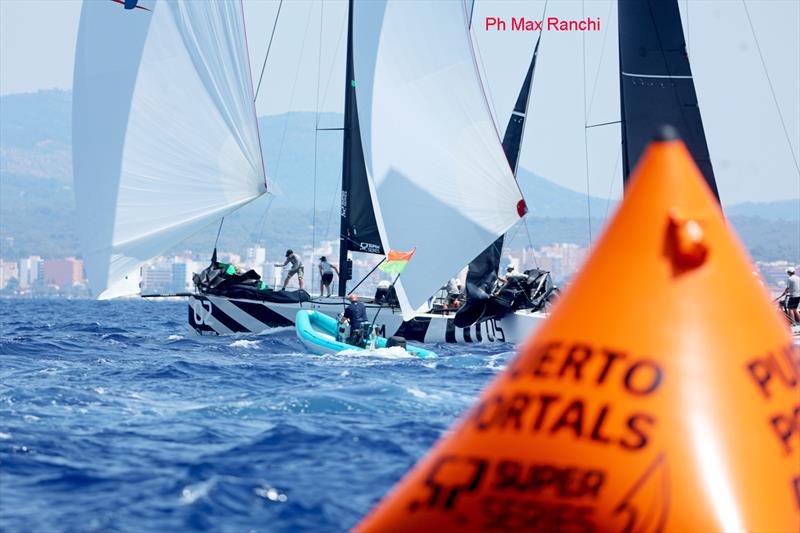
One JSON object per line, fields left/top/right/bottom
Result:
{"left": 0, "top": 299, "right": 513, "bottom": 532}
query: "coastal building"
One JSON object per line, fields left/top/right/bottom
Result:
{"left": 18, "top": 256, "right": 42, "bottom": 288}
{"left": 171, "top": 262, "right": 188, "bottom": 293}
{"left": 41, "top": 258, "right": 83, "bottom": 288}
{"left": 244, "top": 246, "right": 267, "bottom": 271}
{"left": 141, "top": 264, "right": 172, "bottom": 293}
{"left": 0, "top": 259, "right": 19, "bottom": 289}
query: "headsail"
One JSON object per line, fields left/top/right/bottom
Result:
{"left": 352, "top": 1, "right": 525, "bottom": 320}
{"left": 618, "top": 0, "right": 719, "bottom": 201}
{"left": 73, "top": 0, "right": 267, "bottom": 299}
{"left": 465, "top": 34, "right": 541, "bottom": 298}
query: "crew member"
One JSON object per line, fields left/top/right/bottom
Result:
{"left": 275, "top": 249, "right": 304, "bottom": 290}
{"left": 779, "top": 267, "right": 800, "bottom": 324}
{"left": 344, "top": 293, "right": 368, "bottom": 345}
{"left": 445, "top": 277, "right": 463, "bottom": 309}
{"left": 498, "top": 265, "right": 528, "bottom": 285}
{"left": 318, "top": 256, "right": 339, "bottom": 297}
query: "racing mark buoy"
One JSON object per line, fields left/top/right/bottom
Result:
{"left": 354, "top": 129, "right": 800, "bottom": 532}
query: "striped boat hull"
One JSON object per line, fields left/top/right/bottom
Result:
{"left": 187, "top": 294, "right": 546, "bottom": 344}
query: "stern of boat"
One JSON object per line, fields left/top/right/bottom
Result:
{"left": 188, "top": 294, "right": 295, "bottom": 335}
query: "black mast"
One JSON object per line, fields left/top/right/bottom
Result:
{"left": 337, "top": 0, "right": 384, "bottom": 297}
{"left": 337, "top": 0, "right": 356, "bottom": 297}
{"left": 618, "top": 0, "right": 719, "bottom": 202}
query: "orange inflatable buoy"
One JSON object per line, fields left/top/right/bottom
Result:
{"left": 355, "top": 127, "right": 800, "bottom": 532}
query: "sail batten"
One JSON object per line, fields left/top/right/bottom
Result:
{"left": 352, "top": 0, "right": 524, "bottom": 319}
{"left": 73, "top": 0, "right": 267, "bottom": 298}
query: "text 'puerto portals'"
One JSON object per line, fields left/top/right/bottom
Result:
{"left": 485, "top": 17, "right": 601, "bottom": 32}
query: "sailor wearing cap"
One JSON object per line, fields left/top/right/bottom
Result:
{"left": 275, "top": 249, "right": 305, "bottom": 290}
{"left": 779, "top": 267, "right": 800, "bottom": 324}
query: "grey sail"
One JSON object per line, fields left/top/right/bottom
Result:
{"left": 618, "top": 0, "right": 719, "bottom": 201}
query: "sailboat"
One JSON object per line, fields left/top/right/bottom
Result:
{"left": 73, "top": 0, "right": 551, "bottom": 344}
{"left": 73, "top": 0, "right": 267, "bottom": 300}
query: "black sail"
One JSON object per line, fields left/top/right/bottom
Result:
{"left": 502, "top": 35, "right": 539, "bottom": 177}
{"left": 341, "top": 88, "right": 382, "bottom": 256}
{"left": 618, "top": 0, "right": 719, "bottom": 201}
{"left": 338, "top": 0, "right": 383, "bottom": 295}
{"left": 464, "top": 36, "right": 540, "bottom": 294}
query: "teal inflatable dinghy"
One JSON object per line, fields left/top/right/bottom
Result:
{"left": 295, "top": 310, "right": 437, "bottom": 358}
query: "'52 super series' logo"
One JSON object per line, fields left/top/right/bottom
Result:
{"left": 110, "top": 0, "right": 151, "bottom": 12}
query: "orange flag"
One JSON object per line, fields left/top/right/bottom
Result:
{"left": 354, "top": 128, "right": 800, "bottom": 532}
{"left": 379, "top": 248, "right": 417, "bottom": 275}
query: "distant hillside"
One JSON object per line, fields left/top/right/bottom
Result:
{"left": 0, "top": 90, "right": 71, "bottom": 180}
{"left": 0, "top": 89, "right": 797, "bottom": 263}
{"left": 726, "top": 200, "right": 800, "bottom": 220}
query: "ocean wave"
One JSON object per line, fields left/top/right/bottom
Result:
{"left": 228, "top": 339, "right": 260, "bottom": 349}
{"left": 0, "top": 299, "right": 509, "bottom": 532}
{"left": 335, "top": 346, "right": 417, "bottom": 359}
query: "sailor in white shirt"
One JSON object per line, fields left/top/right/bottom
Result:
{"left": 779, "top": 267, "right": 800, "bottom": 324}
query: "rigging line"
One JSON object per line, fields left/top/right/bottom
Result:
{"left": 741, "top": 0, "right": 800, "bottom": 177}
{"left": 347, "top": 258, "right": 386, "bottom": 296}
{"left": 586, "top": 0, "right": 615, "bottom": 117}
{"left": 254, "top": 0, "right": 284, "bottom": 100}
{"left": 586, "top": 119, "right": 621, "bottom": 129}
{"left": 323, "top": 174, "right": 343, "bottom": 245}
{"left": 316, "top": 9, "right": 347, "bottom": 129}
{"left": 523, "top": 218, "right": 539, "bottom": 268}
{"left": 270, "top": 2, "right": 315, "bottom": 202}
{"left": 504, "top": 218, "right": 525, "bottom": 250}
{"left": 213, "top": 217, "right": 225, "bottom": 251}
{"left": 581, "top": 0, "right": 593, "bottom": 246}
{"left": 604, "top": 143, "right": 622, "bottom": 221}
{"left": 255, "top": 194, "right": 276, "bottom": 249}
{"left": 255, "top": 2, "right": 313, "bottom": 265}
{"left": 467, "top": 0, "right": 475, "bottom": 30}
{"left": 311, "top": 0, "right": 325, "bottom": 293}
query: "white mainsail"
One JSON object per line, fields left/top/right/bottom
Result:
{"left": 352, "top": 0, "right": 525, "bottom": 319}
{"left": 73, "top": 0, "right": 266, "bottom": 299}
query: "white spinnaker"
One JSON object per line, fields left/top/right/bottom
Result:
{"left": 352, "top": 0, "right": 524, "bottom": 319}
{"left": 73, "top": 0, "right": 266, "bottom": 299}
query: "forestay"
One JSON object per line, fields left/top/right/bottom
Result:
{"left": 73, "top": 0, "right": 266, "bottom": 299}
{"left": 352, "top": 0, "right": 525, "bottom": 320}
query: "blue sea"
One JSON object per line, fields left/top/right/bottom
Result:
{"left": 0, "top": 299, "right": 513, "bottom": 532}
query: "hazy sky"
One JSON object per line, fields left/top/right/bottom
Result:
{"left": 1, "top": 0, "right": 798, "bottom": 206}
